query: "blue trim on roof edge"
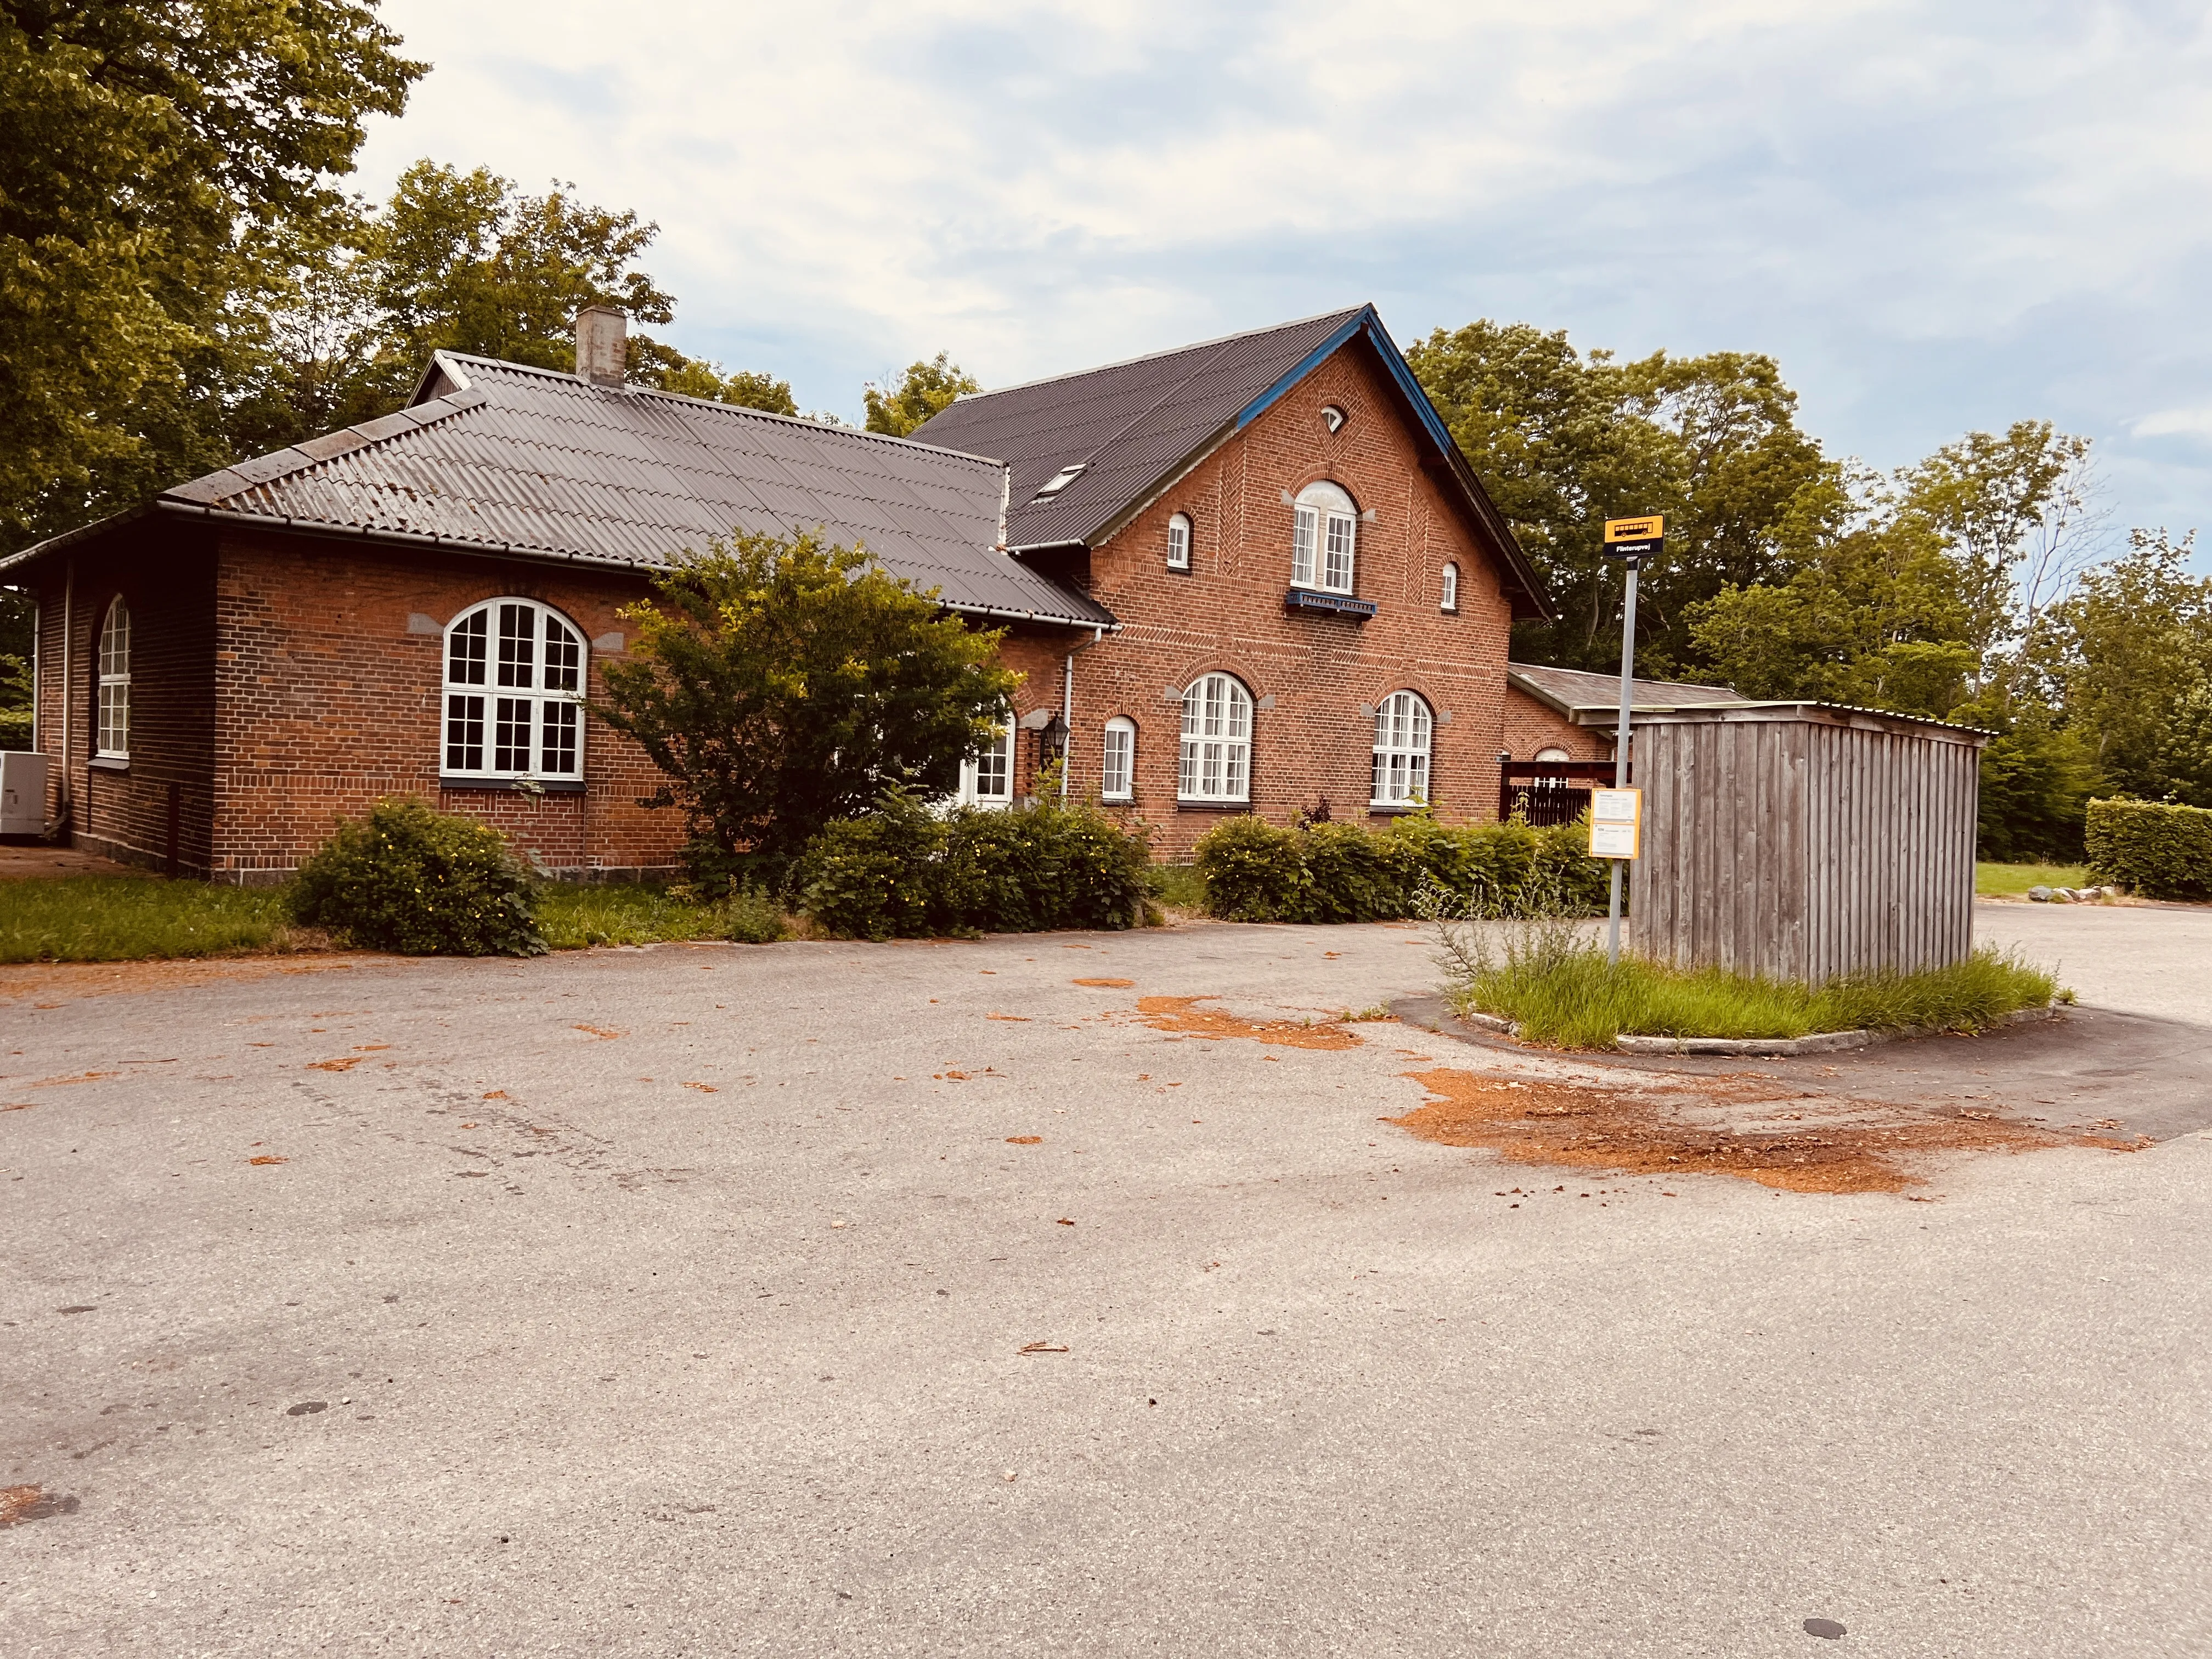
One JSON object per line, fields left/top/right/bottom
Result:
{"left": 1231, "top": 306, "right": 1460, "bottom": 464}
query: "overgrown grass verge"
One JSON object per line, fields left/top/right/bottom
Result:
{"left": 1977, "top": 861, "right": 2090, "bottom": 898}
{"left": 1143, "top": 864, "right": 1206, "bottom": 912}
{"left": 1444, "top": 922, "right": 2057, "bottom": 1048}
{"left": 534, "top": 884, "right": 785, "bottom": 948}
{"left": 0, "top": 877, "right": 300, "bottom": 962}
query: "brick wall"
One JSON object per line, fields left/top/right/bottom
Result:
{"left": 1501, "top": 684, "right": 1610, "bottom": 765}
{"left": 210, "top": 529, "right": 682, "bottom": 880}
{"left": 1045, "top": 339, "right": 1526, "bottom": 860}
{"left": 27, "top": 522, "right": 218, "bottom": 872}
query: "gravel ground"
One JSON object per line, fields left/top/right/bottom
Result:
{"left": 2, "top": 914, "right": 2207, "bottom": 1657}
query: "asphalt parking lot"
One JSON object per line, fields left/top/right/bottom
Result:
{"left": 3, "top": 905, "right": 2208, "bottom": 1657}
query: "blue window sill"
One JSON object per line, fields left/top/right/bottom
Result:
{"left": 439, "top": 777, "right": 585, "bottom": 795}
{"left": 1284, "top": 588, "right": 1376, "bottom": 619}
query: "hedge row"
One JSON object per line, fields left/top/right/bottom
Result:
{"left": 2085, "top": 797, "right": 2212, "bottom": 902}
{"left": 1193, "top": 812, "right": 1610, "bottom": 923}
{"left": 790, "top": 791, "right": 1152, "bottom": 940}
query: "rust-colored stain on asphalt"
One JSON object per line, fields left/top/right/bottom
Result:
{"left": 29, "top": 1070, "right": 119, "bottom": 1088}
{"left": 306, "top": 1056, "right": 362, "bottom": 1073}
{"left": 1006, "top": 1136, "right": 1042, "bottom": 1145}
{"left": 1389, "top": 1067, "right": 2138, "bottom": 1194}
{"left": 246, "top": 1154, "right": 289, "bottom": 1166}
{"left": 681, "top": 1081, "right": 718, "bottom": 1093}
{"left": 573, "top": 1024, "right": 624, "bottom": 1040}
{"left": 0, "top": 1485, "right": 78, "bottom": 1527}
{"left": 1135, "top": 996, "right": 1362, "bottom": 1051}
{"left": 986, "top": 1013, "right": 1032, "bottom": 1022}
{"left": 1073, "top": 978, "right": 1136, "bottom": 988}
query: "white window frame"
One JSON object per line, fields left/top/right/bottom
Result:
{"left": 1179, "top": 673, "right": 1252, "bottom": 804}
{"left": 442, "top": 598, "right": 586, "bottom": 783}
{"left": 95, "top": 597, "right": 131, "bottom": 761}
{"left": 1291, "top": 481, "right": 1357, "bottom": 595}
{"left": 1371, "top": 690, "right": 1433, "bottom": 808}
{"left": 1166, "top": 512, "right": 1192, "bottom": 572}
{"left": 956, "top": 720, "right": 1015, "bottom": 808}
{"left": 1441, "top": 561, "right": 1459, "bottom": 613}
{"left": 1101, "top": 716, "right": 1136, "bottom": 801}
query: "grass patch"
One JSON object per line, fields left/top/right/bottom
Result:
{"left": 0, "top": 876, "right": 298, "bottom": 962}
{"left": 533, "top": 884, "right": 785, "bottom": 949}
{"left": 1143, "top": 863, "right": 1206, "bottom": 911}
{"left": 1445, "top": 920, "right": 2057, "bottom": 1048}
{"left": 1977, "top": 861, "right": 2090, "bottom": 898}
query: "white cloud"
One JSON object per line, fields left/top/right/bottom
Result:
{"left": 356, "top": 0, "right": 2212, "bottom": 554}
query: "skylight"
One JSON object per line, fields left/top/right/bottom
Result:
{"left": 1030, "top": 463, "right": 1086, "bottom": 502}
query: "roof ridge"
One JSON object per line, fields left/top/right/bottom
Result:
{"left": 953, "top": 304, "right": 1370, "bottom": 404}
{"left": 435, "top": 351, "right": 1008, "bottom": 469}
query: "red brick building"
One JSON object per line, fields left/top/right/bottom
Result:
{"left": 1, "top": 305, "right": 1623, "bottom": 879}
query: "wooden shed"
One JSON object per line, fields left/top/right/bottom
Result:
{"left": 1630, "top": 703, "right": 1987, "bottom": 982}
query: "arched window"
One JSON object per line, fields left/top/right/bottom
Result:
{"left": 443, "top": 599, "right": 585, "bottom": 781}
{"left": 1180, "top": 673, "right": 1252, "bottom": 803}
{"left": 1292, "top": 481, "right": 1357, "bottom": 594}
{"left": 1166, "top": 512, "right": 1192, "bottom": 572}
{"left": 95, "top": 597, "right": 131, "bottom": 760}
{"left": 956, "top": 720, "right": 1014, "bottom": 808}
{"left": 1372, "top": 691, "right": 1432, "bottom": 808}
{"left": 1441, "top": 561, "right": 1459, "bottom": 613}
{"left": 1101, "top": 716, "right": 1136, "bottom": 801}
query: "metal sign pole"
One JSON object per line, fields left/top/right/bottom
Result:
{"left": 1606, "top": 554, "right": 1640, "bottom": 968}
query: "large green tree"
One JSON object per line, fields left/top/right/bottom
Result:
{"left": 864, "top": 352, "right": 978, "bottom": 437}
{"left": 1404, "top": 321, "right": 1827, "bottom": 673}
{"left": 0, "top": 0, "right": 424, "bottom": 544}
{"left": 592, "top": 530, "right": 1018, "bottom": 886}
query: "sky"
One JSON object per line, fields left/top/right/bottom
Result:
{"left": 357, "top": 0, "right": 2212, "bottom": 565}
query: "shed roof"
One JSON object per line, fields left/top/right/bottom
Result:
{"left": 2, "top": 353, "right": 1114, "bottom": 630}
{"left": 1506, "top": 661, "right": 1753, "bottom": 716}
{"left": 912, "top": 304, "right": 1551, "bottom": 618}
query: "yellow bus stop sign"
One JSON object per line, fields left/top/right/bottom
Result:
{"left": 1603, "top": 515, "right": 1664, "bottom": 548}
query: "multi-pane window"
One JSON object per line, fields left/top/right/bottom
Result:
{"left": 95, "top": 597, "right": 131, "bottom": 760}
{"left": 443, "top": 599, "right": 585, "bottom": 780}
{"left": 1179, "top": 673, "right": 1252, "bottom": 803}
{"left": 957, "top": 721, "right": 1015, "bottom": 808}
{"left": 1291, "top": 481, "right": 1357, "bottom": 594}
{"left": 1441, "top": 561, "right": 1459, "bottom": 612}
{"left": 1166, "top": 513, "right": 1192, "bottom": 572}
{"left": 1372, "top": 691, "right": 1433, "bottom": 808}
{"left": 1101, "top": 716, "right": 1136, "bottom": 801}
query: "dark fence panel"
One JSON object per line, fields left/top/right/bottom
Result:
{"left": 1500, "top": 760, "right": 1617, "bottom": 827}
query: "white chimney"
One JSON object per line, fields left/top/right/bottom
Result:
{"left": 575, "top": 306, "right": 627, "bottom": 387}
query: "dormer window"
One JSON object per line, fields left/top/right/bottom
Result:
{"left": 1166, "top": 512, "right": 1192, "bottom": 572}
{"left": 1031, "top": 463, "right": 1086, "bottom": 502}
{"left": 1291, "top": 481, "right": 1357, "bottom": 595}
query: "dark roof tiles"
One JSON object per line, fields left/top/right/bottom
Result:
{"left": 123, "top": 356, "right": 1111, "bottom": 629}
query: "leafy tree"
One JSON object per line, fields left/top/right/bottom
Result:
{"left": 592, "top": 530, "right": 1019, "bottom": 886}
{"left": 628, "top": 342, "right": 799, "bottom": 415}
{"left": 1685, "top": 464, "right": 1974, "bottom": 717}
{"left": 865, "top": 352, "right": 979, "bottom": 437}
{"left": 0, "top": 0, "right": 424, "bottom": 545}
{"left": 1405, "top": 321, "right": 1828, "bottom": 673}
{"left": 2042, "top": 529, "right": 2212, "bottom": 804}
{"left": 1894, "top": 421, "right": 2103, "bottom": 699}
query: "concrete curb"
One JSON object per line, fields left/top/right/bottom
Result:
{"left": 1431, "top": 1003, "right": 2061, "bottom": 1056}
{"left": 1613, "top": 1005, "right": 2059, "bottom": 1057}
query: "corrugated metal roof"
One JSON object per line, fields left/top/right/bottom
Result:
{"left": 910, "top": 305, "right": 1551, "bottom": 619}
{"left": 83, "top": 354, "right": 1115, "bottom": 629}
{"left": 1506, "top": 661, "right": 1752, "bottom": 712}
{"left": 913, "top": 308, "right": 1370, "bottom": 549}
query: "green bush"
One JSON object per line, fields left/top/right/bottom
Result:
{"left": 1191, "top": 815, "right": 1307, "bottom": 921}
{"left": 2085, "top": 797, "right": 2212, "bottom": 901}
{"left": 289, "top": 797, "right": 546, "bottom": 956}
{"left": 791, "top": 791, "right": 1151, "bottom": 939}
{"left": 1192, "top": 812, "right": 1610, "bottom": 923}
